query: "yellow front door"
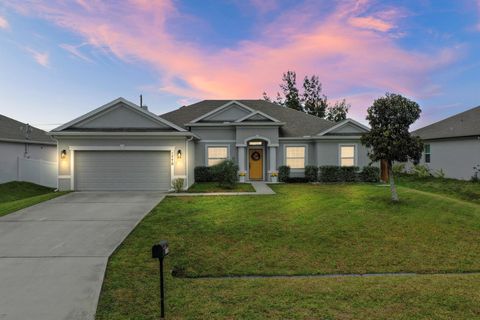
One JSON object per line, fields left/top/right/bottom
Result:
{"left": 249, "top": 149, "right": 263, "bottom": 180}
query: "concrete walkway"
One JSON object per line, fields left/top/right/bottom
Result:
{"left": 0, "top": 192, "right": 164, "bottom": 320}
{"left": 168, "top": 181, "right": 276, "bottom": 197}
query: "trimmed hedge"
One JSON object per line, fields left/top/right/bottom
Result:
{"left": 304, "top": 165, "right": 318, "bottom": 182}
{"left": 287, "top": 177, "right": 309, "bottom": 183}
{"left": 278, "top": 166, "right": 290, "bottom": 182}
{"left": 341, "top": 166, "right": 359, "bottom": 182}
{"left": 319, "top": 166, "right": 343, "bottom": 182}
{"left": 360, "top": 166, "right": 380, "bottom": 182}
{"left": 194, "top": 166, "right": 214, "bottom": 182}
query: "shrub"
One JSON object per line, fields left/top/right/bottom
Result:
{"left": 410, "top": 164, "right": 431, "bottom": 178}
{"left": 392, "top": 163, "right": 406, "bottom": 175}
{"left": 341, "top": 166, "right": 359, "bottom": 182}
{"left": 360, "top": 166, "right": 380, "bottom": 182}
{"left": 472, "top": 165, "right": 480, "bottom": 182}
{"left": 171, "top": 178, "right": 184, "bottom": 193}
{"left": 319, "top": 166, "right": 343, "bottom": 182}
{"left": 211, "top": 160, "right": 238, "bottom": 189}
{"left": 194, "top": 166, "right": 213, "bottom": 182}
{"left": 278, "top": 166, "right": 290, "bottom": 182}
{"left": 287, "top": 177, "right": 309, "bottom": 183}
{"left": 304, "top": 165, "right": 319, "bottom": 182}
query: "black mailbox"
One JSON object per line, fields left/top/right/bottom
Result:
{"left": 152, "top": 240, "right": 169, "bottom": 259}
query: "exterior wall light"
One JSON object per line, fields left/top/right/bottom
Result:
{"left": 61, "top": 150, "right": 67, "bottom": 159}
{"left": 177, "top": 150, "right": 182, "bottom": 159}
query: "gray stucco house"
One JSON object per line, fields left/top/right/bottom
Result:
{"left": 412, "top": 105, "right": 480, "bottom": 180}
{"left": 0, "top": 114, "right": 56, "bottom": 185}
{"left": 50, "top": 98, "right": 371, "bottom": 191}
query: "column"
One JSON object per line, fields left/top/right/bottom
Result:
{"left": 238, "top": 146, "right": 246, "bottom": 183}
{"left": 268, "top": 146, "right": 277, "bottom": 182}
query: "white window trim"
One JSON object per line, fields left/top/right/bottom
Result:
{"left": 284, "top": 144, "right": 308, "bottom": 170}
{"left": 338, "top": 143, "right": 358, "bottom": 167}
{"left": 205, "top": 144, "right": 231, "bottom": 167}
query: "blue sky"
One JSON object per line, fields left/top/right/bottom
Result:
{"left": 0, "top": 0, "right": 479, "bottom": 130}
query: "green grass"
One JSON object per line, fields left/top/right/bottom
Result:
{"left": 96, "top": 183, "right": 480, "bottom": 319}
{"left": 187, "top": 182, "right": 255, "bottom": 193}
{"left": 396, "top": 174, "right": 480, "bottom": 204}
{"left": 0, "top": 181, "right": 65, "bottom": 217}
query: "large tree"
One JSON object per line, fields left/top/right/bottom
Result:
{"left": 280, "top": 71, "right": 302, "bottom": 111}
{"left": 302, "top": 75, "right": 327, "bottom": 117}
{"left": 361, "top": 93, "right": 423, "bottom": 201}
{"left": 326, "top": 99, "right": 350, "bottom": 122}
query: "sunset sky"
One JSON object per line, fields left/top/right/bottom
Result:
{"left": 0, "top": 0, "right": 479, "bottom": 130}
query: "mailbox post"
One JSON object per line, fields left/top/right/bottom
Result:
{"left": 152, "top": 240, "right": 169, "bottom": 318}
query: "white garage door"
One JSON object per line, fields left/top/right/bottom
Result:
{"left": 74, "top": 151, "right": 171, "bottom": 191}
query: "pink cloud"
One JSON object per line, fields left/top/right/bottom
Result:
{"left": 25, "top": 48, "right": 49, "bottom": 67}
{"left": 0, "top": 15, "right": 9, "bottom": 29}
{"left": 6, "top": 0, "right": 459, "bottom": 114}
{"left": 349, "top": 16, "right": 393, "bottom": 32}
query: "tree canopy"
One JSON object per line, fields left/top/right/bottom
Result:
{"left": 361, "top": 93, "right": 423, "bottom": 201}
{"left": 263, "top": 71, "right": 349, "bottom": 122}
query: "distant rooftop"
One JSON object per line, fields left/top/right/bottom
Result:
{"left": 412, "top": 106, "right": 480, "bottom": 140}
{"left": 0, "top": 114, "right": 55, "bottom": 145}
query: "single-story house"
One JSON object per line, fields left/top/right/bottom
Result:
{"left": 0, "top": 114, "right": 57, "bottom": 185}
{"left": 412, "top": 105, "right": 480, "bottom": 180}
{"left": 50, "top": 98, "right": 372, "bottom": 191}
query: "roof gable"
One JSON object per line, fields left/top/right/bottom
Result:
{"left": 235, "top": 111, "right": 280, "bottom": 123}
{"left": 53, "top": 98, "right": 186, "bottom": 132}
{"left": 190, "top": 101, "right": 254, "bottom": 123}
{"left": 317, "top": 119, "right": 369, "bottom": 136}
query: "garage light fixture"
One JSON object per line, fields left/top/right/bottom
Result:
{"left": 61, "top": 149, "right": 67, "bottom": 159}
{"left": 177, "top": 150, "right": 182, "bottom": 159}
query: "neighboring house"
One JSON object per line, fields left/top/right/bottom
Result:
{"left": 50, "top": 98, "right": 371, "bottom": 191}
{"left": 412, "top": 105, "right": 480, "bottom": 180}
{"left": 0, "top": 114, "right": 57, "bottom": 186}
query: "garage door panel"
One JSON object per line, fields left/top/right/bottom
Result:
{"left": 75, "top": 151, "right": 171, "bottom": 191}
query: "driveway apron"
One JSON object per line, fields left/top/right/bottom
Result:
{"left": 0, "top": 192, "right": 164, "bottom": 320}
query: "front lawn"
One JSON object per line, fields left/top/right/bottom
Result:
{"left": 187, "top": 182, "right": 255, "bottom": 193}
{"left": 396, "top": 174, "right": 480, "bottom": 204}
{"left": 0, "top": 181, "right": 64, "bottom": 217}
{"left": 97, "top": 183, "right": 480, "bottom": 319}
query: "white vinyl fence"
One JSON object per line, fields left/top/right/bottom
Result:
{"left": 18, "top": 157, "right": 57, "bottom": 188}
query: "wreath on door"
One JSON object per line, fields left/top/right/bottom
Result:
{"left": 251, "top": 151, "right": 261, "bottom": 161}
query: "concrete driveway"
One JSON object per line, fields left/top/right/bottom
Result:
{"left": 0, "top": 192, "right": 164, "bottom": 320}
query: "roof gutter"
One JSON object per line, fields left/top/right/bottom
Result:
{"left": 48, "top": 131, "right": 200, "bottom": 139}
{"left": 0, "top": 137, "right": 56, "bottom": 146}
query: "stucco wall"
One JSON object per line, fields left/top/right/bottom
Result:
{"left": 55, "top": 136, "right": 188, "bottom": 190}
{"left": 191, "top": 127, "right": 236, "bottom": 141}
{"left": 315, "top": 140, "right": 371, "bottom": 168}
{"left": 418, "top": 138, "right": 480, "bottom": 180}
{"left": 236, "top": 126, "right": 279, "bottom": 145}
{"left": 0, "top": 141, "right": 56, "bottom": 183}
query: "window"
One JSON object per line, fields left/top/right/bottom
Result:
{"left": 340, "top": 145, "right": 356, "bottom": 167}
{"left": 424, "top": 144, "right": 431, "bottom": 163}
{"left": 207, "top": 146, "right": 228, "bottom": 166}
{"left": 286, "top": 146, "right": 306, "bottom": 169}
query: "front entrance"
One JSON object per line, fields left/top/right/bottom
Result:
{"left": 249, "top": 148, "right": 264, "bottom": 180}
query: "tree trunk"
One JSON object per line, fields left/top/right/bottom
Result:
{"left": 388, "top": 161, "right": 399, "bottom": 202}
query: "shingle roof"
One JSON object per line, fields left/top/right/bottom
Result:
{"left": 412, "top": 106, "right": 480, "bottom": 140}
{"left": 160, "top": 100, "right": 336, "bottom": 137}
{"left": 0, "top": 114, "right": 55, "bottom": 145}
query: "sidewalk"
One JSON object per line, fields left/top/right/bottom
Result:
{"left": 167, "top": 181, "right": 276, "bottom": 196}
